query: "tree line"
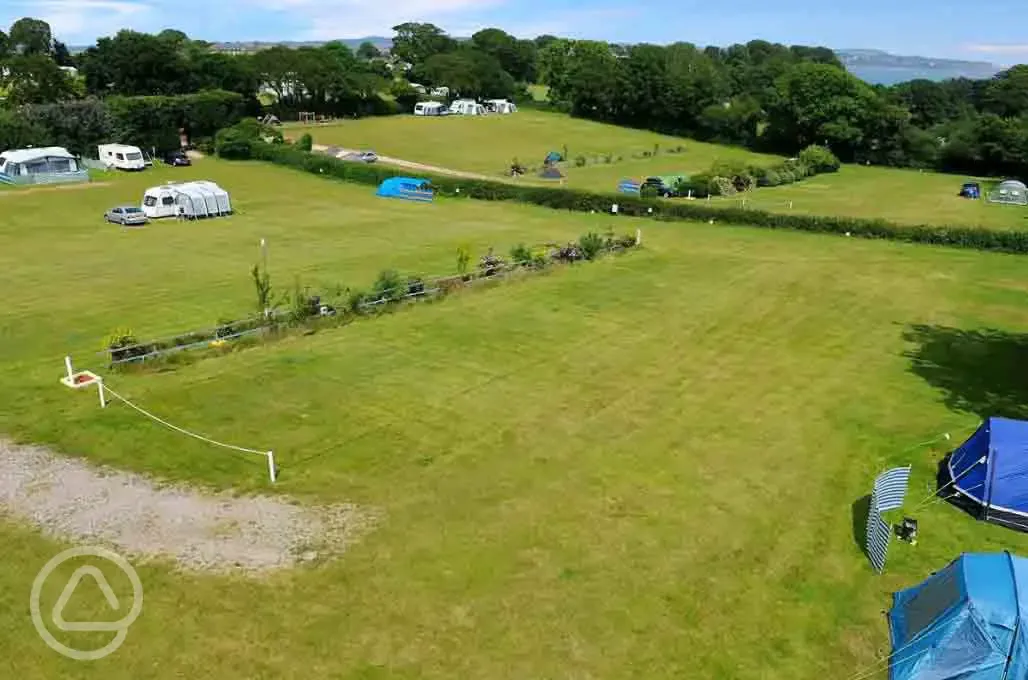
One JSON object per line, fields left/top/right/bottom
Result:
{"left": 536, "top": 38, "right": 1028, "bottom": 179}
{"left": 1, "top": 14, "right": 1025, "bottom": 181}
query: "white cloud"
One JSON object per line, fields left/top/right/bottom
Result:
{"left": 3, "top": 0, "right": 152, "bottom": 42}
{"left": 254, "top": 0, "right": 504, "bottom": 39}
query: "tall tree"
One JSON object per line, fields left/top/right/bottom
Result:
{"left": 471, "top": 28, "right": 534, "bottom": 82}
{"left": 52, "top": 40, "right": 74, "bottom": 67}
{"left": 79, "top": 30, "right": 190, "bottom": 95}
{"left": 981, "top": 66, "right": 1028, "bottom": 119}
{"left": 356, "top": 41, "right": 381, "bottom": 60}
{"left": 390, "top": 23, "right": 455, "bottom": 66}
{"left": 8, "top": 17, "right": 52, "bottom": 56}
{"left": 4, "top": 53, "right": 74, "bottom": 104}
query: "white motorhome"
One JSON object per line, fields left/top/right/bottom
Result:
{"left": 142, "top": 181, "right": 232, "bottom": 219}
{"left": 448, "top": 99, "right": 486, "bottom": 116}
{"left": 484, "top": 99, "right": 518, "bottom": 114}
{"left": 414, "top": 101, "right": 448, "bottom": 116}
{"left": 98, "top": 143, "right": 146, "bottom": 171}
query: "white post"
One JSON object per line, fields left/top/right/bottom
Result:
{"left": 789, "top": 201, "right": 794, "bottom": 210}
{"left": 635, "top": 228, "right": 641, "bottom": 246}
{"left": 97, "top": 380, "right": 106, "bottom": 408}
{"left": 267, "top": 451, "right": 277, "bottom": 483}
{"left": 65, "top": 356, "right": 74, "bottom": 382}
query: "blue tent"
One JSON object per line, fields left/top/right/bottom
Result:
{"left": 376, "top": 177, "right": 432, "bottom": 202}
{"left": 947, "top": 417, "right": 1028, "bottom": 531}
{"left": 889, "top": 552, "right": 1028, "bottom": 680}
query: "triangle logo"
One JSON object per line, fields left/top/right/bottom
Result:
{"left": 51, "top": 566, "right": 124, "bottom": 633}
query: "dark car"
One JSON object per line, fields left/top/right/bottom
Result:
{"left": 165, "top": 151, "right": 191, "bottom": 167}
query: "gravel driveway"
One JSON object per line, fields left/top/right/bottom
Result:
{"left": 0, "top": 439, "right": 377, "bottom": 574}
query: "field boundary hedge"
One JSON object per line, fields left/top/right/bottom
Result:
{"left": 248, "top": 142, "right": 1028, "bottom": 255}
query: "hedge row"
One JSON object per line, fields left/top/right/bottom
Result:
{"left": 248, "top": 142, "right": 1028, "bottom": 255}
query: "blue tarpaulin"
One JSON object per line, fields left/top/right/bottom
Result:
{"left": 889, "top": 552, "right": 1028, "bottom": 680}
{"left": 948, "top": 417, "right": 1028, "bottom": 531}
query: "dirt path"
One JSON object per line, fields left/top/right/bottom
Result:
{"left": 313, "top": 144, "right": 502, "bottom": 182}
{"left": 0, "top": 439, "right": 378, "bottom": 574}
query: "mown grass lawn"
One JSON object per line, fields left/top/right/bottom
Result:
{"left": 699, "top": 165, "right": 1028, "bottom": 231}
{"left": 296, "top": 109, "right": 1027, "bottom": 231}
{"left": 291, "top": 109, "right": 773, "bottom": 178}
{"left": 4, "top": 158, "right": 1028, "bottom": 679}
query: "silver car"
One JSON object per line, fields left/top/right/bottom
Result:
{"left": 104, "top": 205, "right": 148, "bottom": 226}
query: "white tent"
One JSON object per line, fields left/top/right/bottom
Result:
{"left": 449, "top": 99, "right": 486, "bottom": 116}
{"left": 484, "top": 99, "right": 518, "bottom": 114}
{"left": 988, "top": 179, "right": 1028, "bottom": 206}
{"left": 142, "top": 181, "right": 232, "bottom": 219}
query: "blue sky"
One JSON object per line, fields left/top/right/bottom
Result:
{"left": 3, "top": 0, "right": 1027, "bottom": 64}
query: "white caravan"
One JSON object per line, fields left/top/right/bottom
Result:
{"left": 414, "top": 101, "right": 448, "bottom": 116}
{"left": 142, "top": 181, "right": 232, "bottom": 219}
{"left": 98, "top": 143, "right": 146, "bottom": 171}
{"left": 448, "top": 99, "right": 486, "bottom": 116}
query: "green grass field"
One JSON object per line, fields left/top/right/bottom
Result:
{"left": 4, "top": 158, "right": 1028, "bottom": 679}
{"left": 292, "top": 109, "right": 773, "bottom": 178}
{"left": 296, "top": 110, "right": 1028, "bottom": 231}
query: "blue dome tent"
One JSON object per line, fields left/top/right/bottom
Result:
{"left": 889, "top": 552, "right": 1028, "bottom": 680}
{"left": 946, "top": 417, "right": 1028, "bottom": 531}
{"left": 376, "top": 177, "right": 433, "bottom": 202}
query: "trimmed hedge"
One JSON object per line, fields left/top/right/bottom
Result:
{"left": 248, "top": 142, "right": 1028, "bottom": 255}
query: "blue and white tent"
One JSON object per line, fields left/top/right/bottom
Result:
{"left": 889, "top": 552, "right": 1028, "bottom": 680}
{"left": 947, "top": 417, "right": 1028, "bottom": 531}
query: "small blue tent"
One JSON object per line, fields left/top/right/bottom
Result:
{"left": 889, "top": 552, "right": 1028, "bottom": 680}
{"left": 947, "top": 417, "right": 1028, "bottom": 531}
{"left": 376, "top": 177, "right": 433, "bottom": 202}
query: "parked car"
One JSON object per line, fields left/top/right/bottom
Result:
{"left": 165, "top": 150, "right": 191, "bottom": 167}
{"left": 104, "top": 206, "right": 148, "bottom": 226}
{"left": 357, "top": 151, "right": 378, "bottom": 163}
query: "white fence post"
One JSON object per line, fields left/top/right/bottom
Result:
{"left": 97, "top": 380, "right": 106, "bottom": 408}
{"left": 267, "top": 451, "right": 277, "bottom": 483}
{"left": 65, "top": 356, "right": 74, "bottom": 382}
{"left": 636, "top": 228, "right": 642, "bottom": 246}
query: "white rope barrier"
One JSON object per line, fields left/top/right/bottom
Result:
{"left": 98, "top": 382, "right": 277, "bottom": 483}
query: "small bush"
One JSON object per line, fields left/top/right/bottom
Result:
{"left": 574, "top": 155, "right": 586, "bottom": 168}
{"left": 371, "top": 269, "right": 404, "bottom": 303}
{"left": 347, "top": 288, "right": 369, "bottom": 313}
{"left": 510, "top": 243, "right": 533, "bottom": 266}
{"left": 579, "top": 232, "right": 605, "bottom": 260}
{"left": 757, "top": 168, "right": 782, "bottom": 187}
{"left": 296, "top": 133, "right": 313, "bottom": 152}
{"left": 104, "top": 329, "right": 151, "bottom": 364}
{"left": 798, "top": 144, "right": 841, "bottom": 173}
{"left": 456, "top": 245, "right": 471, "bottom": 279}
{"left": 640, "top": 184, "right": 660, "bottom": 199}
{"left": 710, "top": 176, "right": 736, "bottom": 197}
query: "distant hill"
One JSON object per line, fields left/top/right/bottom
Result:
{"left": 837, "top": 49, "right": 1001, "bottom": 84}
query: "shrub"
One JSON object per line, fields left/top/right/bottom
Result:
{"left": 710, "top": 176, "right": 737, "bottom": 197}
{"left": 371, "top": 269, "right": 404, "bottom": 303}
{"left": 757, "top": 168, "right": 782, "bottom": 187}
{"left": 798, "top": 144, "right": 841, "bottom": 173}
{"left": 640, "top": 184, "right": 660, "bottom": 199}
{"left": 297, "top": 133, "right": 313, "bottom": 152}
{"left": 574, "top": 155, "right": 587, "bottom": 168}
{"left": 510, "top": 243, "right": 533, "bottom": 266}
{"left": 456, "top": 245, "right": 471, "bottom": 280}
{"left": 778, "top": 169, "right": 796, "bottom": 185}
{"left": 347, "top": 288, "right": 369, "bottom": 313}
{"left": 104, "top": 329, "right": 150, "bottom": 364}
{"left": 579, "top": 232, "right": 605, "bottom": 260}
{"left": 251, "top": 264, "right": 273, "bottom": 317}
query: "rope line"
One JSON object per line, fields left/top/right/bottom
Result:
{"left": 101, "top": 384, "right": 269, "bottom": 458}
